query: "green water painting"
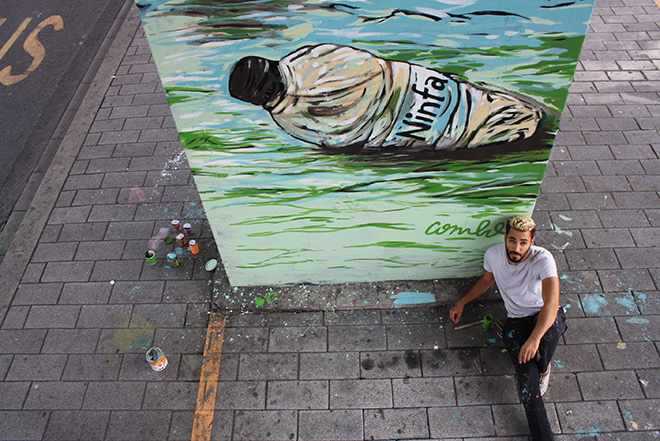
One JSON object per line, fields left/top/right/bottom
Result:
{"left": 134, "top": 0, "right": 594, "bottom": 286}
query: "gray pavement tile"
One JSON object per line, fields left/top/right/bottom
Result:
{"left": 619, "top": 399, "right": 660, "bottom": 432}
{"left": 24, "top": 381, "right": 87, "bottom": 410}
{"left": 616, "top": 315, "right": 660, "bottom": 342}
{"left": 0, "top": 411, "right": 49, "bottom": 441}
{"left": 492, "top": 404, "right": 536, "bottom": 438}
{"left": 264, "top": 311, "right": 323, "bottom": 327}
{"left": 88, "top": 204, "right": 137, "bottom": 222}
{"left": 6, "top": 354, "right": 67, "bottom": 381}
{"left": 42, "top": 329, "right": 101, "bottom": 354}
{"left": 381, "top": 306, "right": 440, "bottom": 324}
{"left": 598, "top": 159, "right": 646, "bottom": 175}
{"left": 266, "top": 380, "right": 328, "bottom": 410}
{"left": 551, "top": 210, "right": 603, "bottom": 229}
{"left": 553, "top": 344, "right": 605, "bottom": 373}
{"left": 455, "top": 375, "right": 519, "bottom": 405}
{"left": 631, "top": 227, "right": 660, "bottom": 246}
{"left": 638, "top": 369, "right": 660, "bottom": 399}
{"left": 392, "top": 377, "right": 455, "bottom": 407}
{"left": 421, "top": 348, "right": 483, "bottom": 377}
{"left": 41, "top": 261, "right": 94, "bottom": 283}
{"left": 86, "top": 158, "right": 131, "bottom": 174}
{"left": 565, "top": 249, "right": 620, "bottom": 271}
{"left": 113, "top": 141, "right": 156, "bottom": 157}
{"left": 360, "top": 350, "right": 422, "bottom": 379}
{"left": 20, "top": 264, "right": 46, "bottom": 284}
{"left": 222, "top": 327, "right": 269, "bottom": 353}
{"left": 544, "top": 372, "right": 584, "bottom": 403}
{"left": 215, "top": 380, "right": 266, "bottom": 410}
{"left": 299, "top": 352, "right": 360, "bottom": 380}
{"left": 583, "top": 175, "right": 632, "bottom": 193}
{"left": 104, "top": 220, "right": 155, "bottom": 241}
{"left": 43, "top": 411, "right": 111, "bottom": 441}
{"left": 479, "top": 347, "right": 514, "bottom": 375}
{"left": 598, "top": 209, "right": 650, "bottom": 227}
{"left": 599, "top": 269, "right": 657, "bottom": 292}
{"left": 83, "top": 381, "right": 146, "bottom": 410}
{"left": 329, "top": 379, "right": 392, "bottom": 409}
{"left": 556, "top": 400, "right": 626, "bottom": 434}
{"left": 387, "top": 323, "right": 446, "bottom": 350}
{"left": 566, "top": 192, "right": 616, "bottom": 210}
{"left": 58, "top": 222, "right": 108, "bottom": 242}
{"left": 232, "top": 410, "right": 297, "bottom": 441}
{"left": 132, "top": 303, "right": 186, "bottom": 328}
{"left": 617, "top": 248, "right": 660, "bottom": 269}
{"left": 59, "top": 282, "right": 113, "bottom": 304}
{"left": 0, "top": 330, "right": 47, "bottom": 354}
{"left": 580, "top": 293, "right": 640, "bottom": 316}
{"left": 62, "top": 354, "right": 122, "bottom": 381}
{"left": 428, "top": 405, "right": 496, "bottom": 438}
{"left": 48, "top": 206, "right": 92, "bottom": 225}
{"left": 593, "top": 431, "right": 660, "bottom": 441}
{"left": 364, "top": 408, "right": 430, "bottom": 440}
{"left": 133, "top": 202, "right": 184, "bottom": 221}
{"left": 327, "top": 325, "right": 386, "bottom": 352}
{"left": 77, "top": 304, "right": 133, "bottom": 328}
{"left": 0, "top": 382, "right": 30, "bottom": 409}
{"left": 169, "top": 410, "right": 195, "bottom": 441}
{"left": 75, "top": 241, "right": 126, "bottom": 261}
{"left": 63, "top": 174, "right": 104, "bottom": 191}
{"left": 25, "top": 305, "right": 81, "bottom": 329}
{"left": 563, "top": 317, "right": 621, "bottom": 344}
{"left": 634, "top": 290, "right": 660, "bottom": 315}
{"left": 101, "top": 171, "right": 147, "bottom": 188}
{"left": 142, "top": 381, "right": 198, "bottom": 410}
{"left": 0, "top": 354, "right": 13, "bottom": 379}
{"left": 152, "top": 327, "right": 205, "bottom": 353}
{"left": 140, "top": 258, "right": 196, "bottom": 281}
{"left": 578, "top": 370, "right": 645, "bottom": 400}
{"left": 237, "top": 353, "right": 298, "bottom": 381}
{"left": 32, "top": 242, "right": 79, "bottom": 262}
{"left": 162, "top": 280, "right": 208, "bottom": 303}
{"left": 105, "top": 410, "right": 172, "bottom": 441}
{"left": 298, "top": 409, "right": 363, "bottom": 441}
{"left": 12, "top": 283, "right": 63, "bottom": 306}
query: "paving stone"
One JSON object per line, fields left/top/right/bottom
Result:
{"left": 599, "top": 269, "right": 656, "bottom": 292}
{"left": 83, "top": 381, "right": 146, "bottom": 410}
{"left": 599, "top": 209, "right": 650, "bottom": 227}
{"left": 616, "top": 316, "right": 660, "bottom": 342}
{"left": 142, "top": 382, "right": 198, "bottom": 410}
{"left": 0, "top": 382, "right": 30, "bottom": 409}
{"left": 12, "top": 283, "right": 63, "bottom": 305}
{"left": 637, "top": 369, "right": 660, "bottom": 399}
{"left": 619, "top": 399, "right": 660, "bottom": 432}
{"left": 634, "top": 290, "right": 660, "bottom": 315}
{"left": 563, "top": 317, "right": 621, "bottom": 344}
{"left": 24, "top": 381, "right": 87, "bottom": 410}
{"left": 237, "top": 353, "right": 298, "bottom": 380}
{"left": 330, "top": 379, "right": 392, "bottom": 409}
{"left": 58, "top": 222, "right": 108, "bottom": 242}
{"left": 268, "top": 326, "right": 327, "bottom": 353}
{"left": 32, "top": 242, "right": 79, "bottom": 262}
{"left": 232, "top": 410, "right": 297, "bottom": 441}
{"left": 544, "top": 372, "right": 584, "bottom": 403}
{"left": 579, "top": 370, "right": 646, "bottom": 400}
{"left": 48, "top": 206, "right": 92, "bottom": 224}
{"left": 220, "top": 327, "right": 269, "bottom": 354}
{"left": 162, "top": 280, "right": 206, "bottom": 303}
{"left": 105, "top": 410, "right": 171, "bottom": 441}
{"left": 580, "top": 293, "right": 640, "bottom": 316}
{"left": 88, "top": 204, "right": 137, "bottom": 222}
{"left": 492, "top": 403, "right": 535, "bottom": 437}
{"left": 77, "top": 304, "right": 133, "bottom": 328}
{"left": 0, "top": 411, "right": 49, "bottom": 440}
{"left": 152, "top": 328, "right": 205, "bottom": 353}
{"left": 556, "top": 400, "right": 626, "bottom": 434}
{"left": 360, "top": 350, "right": 421, "bottom": 379}
{"left": 565, "top": 249, "right": 620, "bottom": 270}
{"left": 266, "top": 380, "right": 328, "bottom": 410}
{"left": 41, "top": 261, "right": 94, "bottom": 283}
{"left": 387, "top": 323, "right": 445, "bottom": 350}
{"left": 428, "top": 405, "right": 496, "bottom": 438}
{"left": 41, "top": 329, "right": 100, "bottom": 354}
{"left": 75, "top": 241, "right": 126, "bottom": 261}
{"left": 58, "top": 282, "right": 112, "bottom": 304}
{"left": 215, "top": 380, "right": 266, "bottom": 410}
{"left": 1, "top": 306, "right": 29, "bottom": 329}
{"left": 43, "top": 411, "right": 111, "bottom": 441}
{"left": 392, "top": 377, "right": 455, "bottom": 407}
{"left": 456, "top": 375, "right": 519, "bottom": 405}
{"left": 63, "top": 174, "right": 104, "bottom": 191}
{"left": 62, "top": 354, "right": 122, "bottom": 381}
{"left": 364, "top": 408, "right": 430, "bottom": 440}
{"left": 24, "top": 305, "right": 81, "bottom": 329}
{"left": 5, "top": 355, "right": 67, "bottom": 381}
{"left": 299, "top": 352, "right": 360, "bottom": 380}
{"left": 131, "top": 303, "right": 186, "bottom": 328}
{"left": 327, "top": 325, "right": 387, "bottom": 352}
{"left": 298, "top": 410, "right": 363, "bottom": 441}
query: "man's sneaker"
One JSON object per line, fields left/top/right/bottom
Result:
{"left": 539, "top": 364, "right": 551, "bottom": 396}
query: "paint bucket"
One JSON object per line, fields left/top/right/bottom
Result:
{"left": 171, "top": 219, "right": 182, "bottom": 232}
{"left": 164, "top": 236, "right": 173, "bottom": 244}
{"left": 482, "top": 314, "right": 493, "bottom": 330}
{"left": 176, "top": 233, "right": 187, "bottom": 247}
{"left": 146, "top": 347, "right": 168, "bottom": 371}
{"left": 166, "top": 252, "right": 179, "bottom": 267}
{"left": 205, "top": 259, "right": 218, "bottom": 271}
{"left": 183, "top": 223, "right": 194, "bottom": 236}
{"left": 145, "top": 250, "right": 157, "bottom": 265}
{"left": 189, "top": 239, "right": 200, "bottom": 255}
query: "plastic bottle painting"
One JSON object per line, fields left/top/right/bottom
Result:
{"left": 229, "top": 44, "right": 549, "bottom": 152}
{"left": 134, "top": 0, "right": 595, "bottom": 286}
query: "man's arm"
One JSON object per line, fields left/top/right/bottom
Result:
{"left": 517, "top": 276, "right": 560, "bottom": 364}
{"left": 449, "top": 270, "right": 495, "bottom": 324}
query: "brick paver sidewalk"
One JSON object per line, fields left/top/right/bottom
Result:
{"left": 1, "top": 0, "right": 659, "bottom": 439}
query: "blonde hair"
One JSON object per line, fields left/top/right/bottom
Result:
{"left": 506, "top": 215, "right": 536, "bottom": 237}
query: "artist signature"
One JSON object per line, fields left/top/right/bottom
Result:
{"left": 425, "top": 219, "right": 505, "bottom": 238}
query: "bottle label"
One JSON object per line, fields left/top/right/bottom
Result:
{"left": 386, "top": 65, "right": 461, "bottom": 147}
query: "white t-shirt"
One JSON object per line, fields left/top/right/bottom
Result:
{"left": 484, "top": 243, "right": 558, "bottom": 318}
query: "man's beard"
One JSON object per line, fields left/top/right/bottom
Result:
{"left": 507, "top": 250, "right": 526, "bottom": 263}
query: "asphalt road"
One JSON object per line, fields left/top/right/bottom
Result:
{"left": 0, "top": 0, "right": 126, "bottom": 230}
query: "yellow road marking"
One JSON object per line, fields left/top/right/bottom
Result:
{"left": 191, "top": 313, "right": 226, "bottom": 441}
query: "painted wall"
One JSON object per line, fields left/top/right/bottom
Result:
{"left": 134, "top": 0, "right": 594, "bottom": 286}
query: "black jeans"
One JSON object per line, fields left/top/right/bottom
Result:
{"left": 502, "top": 307, "right": 566, "bottom": 441}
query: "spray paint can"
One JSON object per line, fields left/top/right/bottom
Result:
{"left": 189, "top": 239, "right": 200, "bottom": 255}
{"left": 145, "top": 250, "right": 157, "bottom": 265}
{"left": 482, "top": 314, "right": 493, "bottom": 330}
{"left": 171, "top": 219, "right": 182, "bottom": 232}
{"left": 166, "top": 252, "right": 179, "bottom": 267}
{"left": 176, "top": 233, "right": 187, "bottom": 247}
{"left": 146, "top": 347, "right": 168, "bottom": 371}
{"left": 183, "top": 223, "right": 194, "bottom": 236}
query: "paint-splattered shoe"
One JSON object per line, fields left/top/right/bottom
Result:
{"left": 539, "top": 364, "right": 551, "bottom": 396}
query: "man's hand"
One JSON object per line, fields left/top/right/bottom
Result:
{"left": 449, "top": 304, "right": 464, "bottom": 324}
{"left": 518, "top": 336, "right": 540, "bottom": 364}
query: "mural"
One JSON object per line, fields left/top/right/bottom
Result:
{"left": 134, "top": 0, "right": 594, "bottom": 286}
